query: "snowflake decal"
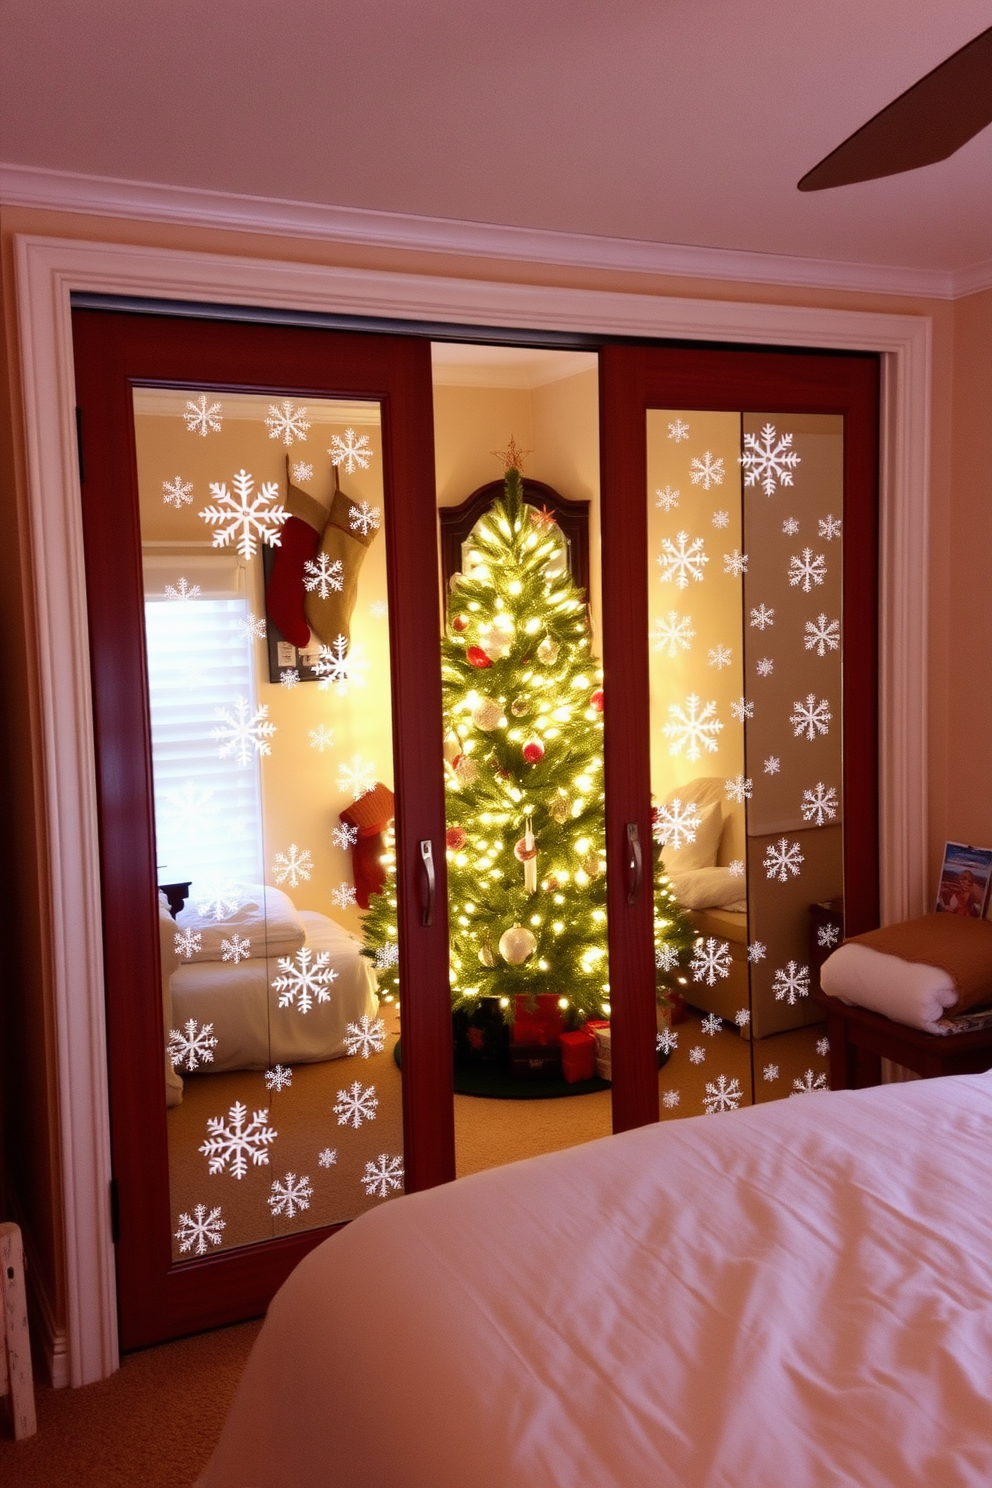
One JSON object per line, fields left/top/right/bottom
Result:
{"left": 309, "top": 725, "right": 335, "bottom": 752}
{"left": 703, "top": 1074, "right": 742, "bottom": 1114}
{"left": 238, "top": 611, "right": 267, "bottom": 641}
{"left": 763, "top": 1063, "right": 779, "bottom": 1082}
{"left": 314, "top": 636, "right": 369, "bottom": 694}
{"left": 725, "top": 774, "right": 752, "bottom": 804}
{"left": 165, "top": 577, "right": 201, "bottom": 601}
{"left": 349, "top": 502, "right": 382, "bottom": 538}
{"left": 788, "top": 549, "right": 827, "bottom": 593}
{"left": 816, "top": 1036, "right": 831, "bottom": 1056}
{"left": 334, "top": 1080, "right": 379, "bottom": 1129}
{"left": 656, "top": 944, "right": 681, "bottom": 972}
{"left": 691, "top": 937, "right": 733, "bottom": 986}
{"left": 370, "top": 599, "right": 388, "bottom": 618}
{"left": 345, "top": 1015, "right": 387, "bottom": 1058}
{"left": 318, "top": 1148, "right": 337, "bottom": 1169}
{"left": 772, "top": 961, "right": 810, "bottom": 1005}
{"left": 662, "top": 1090, "right": 681, "bottom": 1108}
{"left": 374, "top": 941, "right": 400, "bottom": 970}
{"left": 329, "top": 429, "right": 373, "bottom": 474}
{"left": 162, "top": 476, "right": 194, "bottom": 508}
{"left": 273, "top": 947, "right": 337, "bottom": 1014}
{"left": 689, "top": 1045, "right": 706, "bottom": 1064}
{"left": 362, "top": 1153, "right": 404, "bottom": 1199}
{"left": 818, "top": 514, "right": 842, "bottom": 541}
{"left": 291, "top": 461, "right": 313, "bottom": 483}
{"left": 734, "top": 1008, "right": 751, "bottom": 1028}
{"left": 730, "top": 696, "right": 754, "bottom": 723}
{"left": 750, "top": 604, "right": 774, "bottom": 630}
{"left": 331, "top": 883, "right": 358, "bottom": 910}
{"left": 805, "top": 614, "right": 840, "bottom": 656}
{"left": 690, "top": 452, "right": 725, "bottom": 490}
{"left": 791, "top": 1070, "right": 828, "bottom": 1095}
{"left": 723, "top": 550, "right": 748, "bottom": 577}
{"left": 175, "top": 1204, "right": 225, "bottom": 1256}
{"left": 273, "top": 843, "right": 313, "bottom": 888}
{"left": 701, "top": 1012, "right": 723, "bottom": 1036}
{"left": 712, "top": 510, "right": 730, "bottom": 529}
{"left": 817, "top": 924, "right": 840, "bottom": 949}
{"left": 668, "top": 418, "right": 690, "bottom": 442}
{"left": 756, "top": 658, "right": 774, "bottom": 677}
{"left": 174, "top": 928, "right": 202, "bottom": 960}
{"left": 184, "top": 395, "right": 223, "bottom": 437}
{"left": 708, "top": 644, "right": 733, "bottom": 669}
{"left": 763, "top": 838, "right": 804, "bottom": 882}
{"left": 200, "top": 1102, "right": 277, "bottom": 1179}
{"left": 265, "top": 400, "right": 311, "bottom": 446}
{"left": 168, "top": 1019, "right": 217, "bottom": 1072}
{"left": 655, "top": 485, "right": 680, "bottom": 512}
{"left": 790, "top": 694, "right": 832, "bottom": 741}
{"left": 268, "top": 1173, "right": 313, "bottom": 1219}
{"left": 221, "top": 934, "right": 251, "bottom": 965}
{"left": 653, "top": 797, "right": 702, "bottom": 851}
{"left": 728, "top": 859, "right": 745, "bottom": 877}
{"left": 304, "top": 553, "right": 344, "bottom": 598}
{"left": 333, "top": 822, "right": 359, "bottom": 850}
{"left": 742, "top": 422, "right": 800, "bottom": 496}
{"left": 651, "top": 611, "right": 695, "bottom": 656}
{"left": 663, "top": 694, "right": 723, "bottom": 760}
{"left": 801, "top": 783, "right": 838, "bottom": 826}
{"left": 194, "top": 882, "right": 241, "bottom": 921}
{"left": 657, "top": 1027, "right": 679, "bottom": 1055}
{"left": 280, "top": 669, "right": 300, "bottom": 689}
{"left": 657, "top": 531, "right": 709, "bottom": 588}
{"left": 747, "top": 941, "right": 767, "bottom": 963}
{"left": 782, "top": 517, "right": 800, "bottom": 536}
{"left": 199, "top": 470, "right": 288, "bottom": 560}
{"left": 264, "top": 1064, "right": 293, "bottom": 1092}
{"left": 211, "top": 697, "right": 276, "bottom": 765}
{"left": 337, "top": 754, "right": 377, "bottom": 800}
{"left": 764, "top": 756, "right": 781, "bottom": 775}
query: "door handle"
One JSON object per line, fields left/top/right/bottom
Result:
{"left": 420, "top": 840, "right": 436, "bottom": 926}
{"left": 626, "top": 822, "right": 642, "bottom": 906}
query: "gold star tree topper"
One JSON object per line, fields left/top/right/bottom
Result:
{"left": 491, "top": 436, "right": 532, "bottom": 473}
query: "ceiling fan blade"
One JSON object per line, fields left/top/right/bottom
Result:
{"left": 798, "top": 26, "right": 992, "bottom": 191}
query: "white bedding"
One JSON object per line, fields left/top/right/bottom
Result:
{"left": 820, "top": 940, "right": 959, "bottom": 1032}
{"left": 170, "top": 910, "right": 378, "bottom": 1072}
{"left": 199, "top": 1071, "right": 992, "bottom": 1487}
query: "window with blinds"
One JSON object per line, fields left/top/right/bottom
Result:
{"left": 144, "top": 594, "right": 265, "bottom": 892}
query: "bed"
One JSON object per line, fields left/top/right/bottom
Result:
{"left": 197, "top": 1070, "right": 992, "bottom": 1487}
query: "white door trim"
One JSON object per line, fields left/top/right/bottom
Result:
{"left": 12, "top": 233, "right": 930, "bottom": 1384}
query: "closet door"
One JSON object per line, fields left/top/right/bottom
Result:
{"left": 599, "top": 346, "right": 879, "bottom": 1130}
{"left": 72, "top": 310, "right": 453, "bottom": 1350}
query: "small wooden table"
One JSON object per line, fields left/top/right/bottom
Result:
{"left": 814, "top": 991, "right": 992, "bottom": 1088}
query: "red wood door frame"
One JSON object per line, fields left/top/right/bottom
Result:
{"left": 599, "top": 344, "right": 880, "bottom": 1133}
{"left": 72, "top": 309, "right": 454, "bottom": 1350}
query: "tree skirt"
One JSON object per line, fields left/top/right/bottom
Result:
{"left": 393, "top": 1040, "right": 669, "bottom": 1100}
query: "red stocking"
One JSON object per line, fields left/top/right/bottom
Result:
{"left": 340, "top": 782, "right": 395, "bottom": 909}
{"left": 264, "top": 464, "right": 325, "bottom": 649}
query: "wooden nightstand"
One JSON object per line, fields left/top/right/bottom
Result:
{"left": 813, "top": 990, "right": 992, "bottom": 1088}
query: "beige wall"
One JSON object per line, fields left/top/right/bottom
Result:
{"left": 0, "top": 199, "right": 960, "bottom": 1370}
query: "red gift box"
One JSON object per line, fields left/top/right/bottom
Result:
{"left": 511, "top": 993, "right": 564, "bottom": 1046}
{"left": 560, "top": 1029, "right": 596, "bottom": 1083}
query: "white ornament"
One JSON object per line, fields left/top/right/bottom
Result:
{"left": 265, "top": 400, "right": 310, "bottom": 446}
{"left": 790, "top": 694, "right": 832, "bottom": 741}
{"left": 703, "top": 1074, "right": 742, "bottom": 1113}
{"left": 690, "top": 452, "right": 725, "bottom": 489}
{"left": 211, "top": 697, "right": 276, "bottom": 765}
{"left": 788, "top": 548, "right": 827, "bottom": 593}
{"left": 537, "top": 635, "right": 560, "bottom": 665}
{"left": 183, "top": 395, "right": 222, "bottom": 437}
{"left": 801, "top": 783, "right": 839, "bottom": 826}
{"left": 199, "top": 469, "right": 288, "bottom": 560}
{"left": 499, "top": 924, "right": 537, "bottom": 965}
{"left": 708, "top": 644, "right": 733, "bottom": 669}
{"left": 668, "top": 419, "right": 690, "bottom": 442}
{"left": 164, "top": 576, "right": 201, "bottom": 601}
{"left": 657, "top": 530, "right": 709, "bottom": 588}
{"left": 690, "top": 937, "right": 732, "bottom": 986}
{"left": 749, "top": 603, "right": 774, "bottom": 630}
{"left": 334, "top": 1080, "right": 379, "bottom": 1129}
{"left": 221, "top": 934, "right": 251, "bottom": 965}
{"left": 273, "top": 947, "right": 337, "bottom": 1014}
{"left": 162, "top": 476, "right": 194, "bottom": 508}
{"left": 268, "top": 1173, "right": 313, "bottom": 1219}
{"left": 200, "top": 1102, "right": 277, "bottom": 1179}
{"left": 723, "top": 550, "right": 748, "bottom": 577}
{"left": 344, "top": 1015, "right": 387, "bottom": 1058}
{"left": 329, "top": 429, "right": 373, "bottom": 473}
{"left": 772, "top": 961, "right": 810, "bottom": 1004}
{"left": 477, "top": 621, "right": 514, "bottom": 660}
{"left": 805, "top": 614, "right": 840, "bottom": 656}
{"left": 724, "top": 774, "right": 752, "bottom": 804}
{"left": 362, "top": 1153, "right": 404, "bottom": 1199}
{"left": 651, "top": 611, "right": 695, "bottom": 656}
{"left": 304, "top": 553, "right": 344, "bottom": 598}
{"left": 169, "top": 1018, "right": 217, "bottom": 1071}
{"left": 264, "top": 1065, "right": 293, "bottom": 1092}
{"left": 742, "top": 423, "right": 800, "bottom": 496}
{"left": 175, "top": 1204, "right": 225, "bottom": 1255}
{"left": 337, "top": 754, "right": 377, "bottom": 800}
{"left": 663, "top": 694, "right": 723, "bottom": 760}
{"left": 471, "top": 697, "right": 504, "bottom": 731}
{"left": 763, "top": 838, "right": 804, "bottom": 882}
{"left": 349, "top": 501, "right": 382, "bottom": 537}
{"left": 791, "top": 1070, "right": 828, "bottom": 1095}
{"left": 653, "top": 797, "right": 702, "bottom": 850}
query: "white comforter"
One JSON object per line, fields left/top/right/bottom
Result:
{"left": 199, "top": 1072, "right": 992, "bottom": 1487}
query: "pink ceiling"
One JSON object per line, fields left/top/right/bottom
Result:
{"left": 3, "top": 0, "right": 991, "bottom": 274}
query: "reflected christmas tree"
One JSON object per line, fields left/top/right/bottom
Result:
{"left": 363, "top": 449, "right": 694, "bottom": 1029}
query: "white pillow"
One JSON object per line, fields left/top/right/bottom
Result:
{"left": 657, "top": 799, "right": 723, "bottom": 873}
{"left": 175, "top": 883, "right": 307, "bottom": 962}
{"left": 666, "top": 866, "right": 747, "bottom": 911}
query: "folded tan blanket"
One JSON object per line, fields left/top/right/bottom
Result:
{"left": 849, "top": 914, "right": 992, "bottom": 1014}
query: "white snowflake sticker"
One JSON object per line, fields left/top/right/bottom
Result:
{"left": 663, "top": 694, "right": 723, "bottom": 760}
{"left": 309, "top": 725, "right": 335, "bottom": 752}
{"left": 653, "top": 797, "right": 702, "bottom": 850}
{"left": 772, "top": 961, "right": 810, "bottom": 1004}
{"left": 199, "top": 469, "right": 288, "bottom": 560}
{"left": 164, "top": 577, "right": 201, "bottom": 601}
{"left": 200, "top": 1102, "right": 277, "bottom": 1179}
{"left": 804, "top": 614, "right": 840, "bottom": 656}
{"left": 273, "top": 947, "right": 337, "bottom": 1014}
{"left": 763, "top": 1063, "right": 779, "bottom": 1082}
{"left": 730, "top": 696, "right": 754, "bottom": 723}
{"left": 723, "top": 550, "right": 748, "bottom": 577}
{"left": 265, "top": 400, "right": 310, "bottom": 446}
{"left": 314, "top": 636, "right": 369, "bottom": 694}
{"left": 264, "top": 1064, "right": 293, "bottom": 1092}
{"left": 221, "top": 934, "right": 251, "bottom": 965}
{"left": 349, "top": 502, "right": 382, "bottom": 538}
{"left": 657, "top": 1027, "right": 679, "bottom": 1055}
{"left": 273, "top": 843, "right": 313, "bottom": 888}
{"left": 345, "top": 1015, "right": 387, "bottom": 1058}
{"left": 174, "top": 928, "right": 202, "bottom": 960}
{"left": 689, "top": 1045, "right": 706, "bottom": 1064}
{"left": 788, "top": 549, "right": 827, "bottom": 593}
{"left": 756, "top": 658, "right": 774, "bottom": 677}
{"left": 238, "top": 611, "right": 267, "bottom": 642}
{"left": 195, "top": 882, "right": 241, "bottom": 922}
{"left": 703, "top": 1074, "right": 742, "bottom": 1113}
{"left": 782, "top": 517, "right": 800, "bottom": 536}
{"left": 651, "top": 611, "right": 695, "bottom": 656}
{"left": 763, "top": 756, "right": 781, "bottom": 775}
{"left": 362, "top": 1153, "right": 404, "bottom": 1199}
{"left": 742, "top": 423, "right": 800, "bottom": 496}
{"left": 175, "top": 1204, "right": 225, "bottom": 1255}
{"left": 662, "top": 1089, "right": 681, "bottom": 1108}
{"left": 318, "top": 1148, "right": 337, "bottom": 1169}
{"left": 169, "top": 1019, "right": 217, "bottom": 1072}
{"left": 211, "top": 698, "right": 276, "bottom": 765}
{"left": 332, "top": 822, "right": 359, "bottom": 850}
{"left": 749, "top": 603, "right": 774, "bottom": 630}
{"left": 303, "top": 553, "right": 344, "bottom": 598}
{"left": 701, "top": 1012, "right": 723, "bottom": 1036}
{"left": 656, "top": 944, "right": 680, "bottom": 972}
{"left": 184, "top": 395, "right": 223, "bottom": 437}
{"left": 747, "top": 941, "right": 767, "bottom": 963}
{"left": 690, "top": 452, "right": 725, "bottom": 489}
{"left": 655, "top": 485, "right": 680, "bottom": 512}
{"left": 708, "top": 644, "right": 733, "bottom": 669}
{"left": 728, "top": 859, "right": 745, "bottom": 877}
{"left": 657, "top": 531, "right": 709, "bottom": 588}
{"left": 374, "top": 941, "right": 400, "bottom": 970}
{"left": 292, "top": 461, "right": 314, "bottom": 483}
{"left": 334, "top": 1080, "right": 379, "bottom": 1129}
{"left": 817, "top": 924, "right": 840, "bottom": 949}
{"left": 331, "top": 883, "right": 358, "bottom": 910}
{"left": 162, "top": 476, "right": 194, "bottom": 508}
{"left": 690, "top": 937, "right": 733, "bottom": 986}
{"left": 816, "top": 1036, "right": 831, "bottom": 1055}
{"left": 329, "top": 429, "right": 373, "bottom": 474}
{"left": 763, "top": 838, "right": 804, "bottom": 882}
{"left": 337, "top": 754, "right": 377, "bottom": 800}
{"left": 268, "top": 1173, "right": 313, "bottom": 1219}
{"left": 791, "top": 1070, "right": 828, "bottom": 1095}
{"left": 280, "top": 669, "right": 300, "bottom": 689}
{"left": 725, "top": 774, "right": 752, "bottom": 803}
{"left": 668, "top": 419, "right": 690, "bottom": 442}
{"left": 801, "top": 783, "right": 838, "bottom": 826}
{"left": 712, "top": 510, "right": 730, "bottom": 529}
{"left": 790, "top": 694, "right": 832, "bottom": 741}
{"left": 818, "top": 514, "right": 842, "bottom": 541}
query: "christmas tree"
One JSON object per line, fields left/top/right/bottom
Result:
{"left": 363, "top": 449, "right": 695, "bottom": 1028}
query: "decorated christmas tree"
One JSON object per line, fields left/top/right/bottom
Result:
{"left": 363, "top": 446, "right": 695, "bottom": 1028}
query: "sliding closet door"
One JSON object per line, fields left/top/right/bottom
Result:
{"left": 599, "top": 346, "right": 879, "bottom": 1131}
{"left": 72, "top": 310, "right": 453, "bottom": 1350}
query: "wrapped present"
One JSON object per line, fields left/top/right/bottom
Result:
{"left": 511, "top": 992, "right": 564, "bottom": 1046}
{"left": 593, "top": 1025, "right": 611, "bottom": 1081}
{"left": 560, "top": 1029, "right": 596, "bottom": 1083}
{"left": 510, "top": 1043, "right": 562, "bottom": 1079}
{"left": 584, "top": 1018, "right": 610, "bottom": 1039}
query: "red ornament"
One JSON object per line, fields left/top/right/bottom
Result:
{"left": 590, "top": 688, "right": 604, "bottom": 712}
{"left": 466, "top": 646, "right": 492, "bottom": 669}
{"left": 522, "top": 739, "right": 545, "bottom": 764}
{"left": 451, "top": 614, "right": 469, "bottom": 633}
{"left": 446, "top": 826, "right": 467, "bottom": 850}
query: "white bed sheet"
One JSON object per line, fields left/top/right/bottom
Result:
{"left": 199, "top": 1070, "right": 992, "bottom": 1488}
{"left": 170, "top": 910, "right": 378, "bottom": 1072}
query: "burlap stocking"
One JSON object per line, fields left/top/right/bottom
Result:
{"left": 264, "top": 462, "right": 325, "bottom": 649}
{"left": 303, "top": 475, "right": 379, "bottom": 649}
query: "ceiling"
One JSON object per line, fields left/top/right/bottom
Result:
{"left": 3, "top": 1, "right": 992, "bottom": 282}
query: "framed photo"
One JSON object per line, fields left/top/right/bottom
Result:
{"left": 935, "top": 841, "right": 992, "bottom": 919}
